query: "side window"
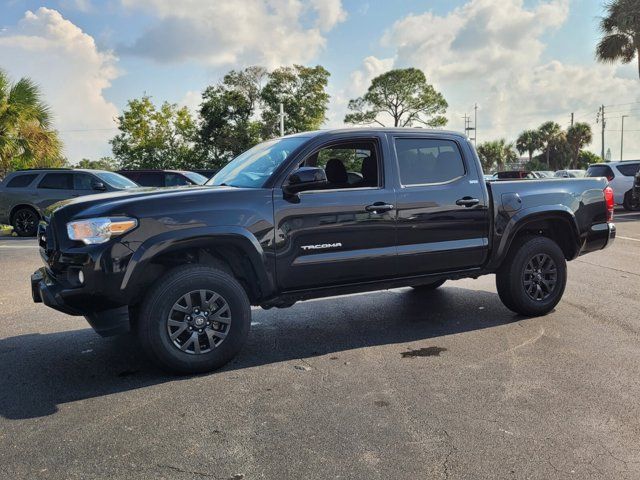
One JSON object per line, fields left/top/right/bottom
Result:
{"left": 301, "top": 140, "right": 379, "bottom": 190}
{"left": 73, "top": 173, "right": 95, "bottom": 190}
{"left": 6, "top": 174, "right": 37, "bottom": 188}
{"left": 395, "top": 138, "right": 465, "bottom": 186}
{"left": 617, "top": 163, "right": 640, "bottom": 177}
{"left": 136, "top": 173, "right": 163, "bottom": 187}
{"left": 165, "top": 173, "right": 190, "bottom": 186}
{"left": 38, "top": 173, "right": 73, "bottom": 190}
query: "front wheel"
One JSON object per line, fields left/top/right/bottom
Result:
{"left": 137, "top": 265, "right": 251, "bottom": 374}
{"left": 12, "top": 207, "right": 39, "bottom": 237}
{"left": 496, "top": 236, "right": 567, "bottom": 316}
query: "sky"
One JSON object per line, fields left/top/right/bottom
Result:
{"left": 1, "top": 0, "right": 639, "bottom": 163}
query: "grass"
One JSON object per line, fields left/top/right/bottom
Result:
{"left": 0, "top": 224, "right": 14, "bottom": 236}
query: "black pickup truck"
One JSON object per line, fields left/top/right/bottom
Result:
{"left": 31, "top": 128, "right": 616, "bottom": 373}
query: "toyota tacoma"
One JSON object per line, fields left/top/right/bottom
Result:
{"left": 31, "top": 129, "right": 616, "bottom": 373}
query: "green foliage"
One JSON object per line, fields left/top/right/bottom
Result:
{"left": 536, "top": 121, "right": 564, "bottom": 169}
{"left": 596, "top": 0, "right": 640, "bottom": 78}
{"left": 578, "top": 150, "right": 601, "bottom": 169}
{"left": 516, "top": 130, "right": 542, "bottom": 162}
{"left": 477, "top": 139, "right": 517, "bottom": 172}
{"left": 197, "top": 67, "right": 266, "bottom": 168}
{"left": 110, "top": 95, "right": 200, "bottom": 170}
{"left": 77, "top": 157, "right": 119, "bottom": 170}
{"left": 261, "top": 65, "right": 330, "bottom": 136}
{"left": 0, "top": 69, "right": 63, "bottom": 176}
{"left": 566, "top": 122, "right": 593, "bottom": 169}
{"left": 344, "top": 68, "right": 448, "bottom": 128}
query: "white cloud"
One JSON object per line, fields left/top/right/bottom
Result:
{"left": 119, "top": 0, "right": 346, "bottom": 68}
{"left": 0, "top": 7, "right": 119, "bottom": 161}
{"left": 367, "top": 0, "right": 640, "bottom": 158}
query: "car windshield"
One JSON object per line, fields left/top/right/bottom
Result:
{"left": 207, "top": 137, "right": 308, "bottom": 188}
{"left": 182, "top": 171, "right": 208, "bottom": 185}
{"left": 95, "top": 171, "right": 139, "bottom": 189}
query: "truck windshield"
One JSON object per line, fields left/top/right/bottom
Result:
{"left": 207, "top": 137, "right": 308, "bottom": 188}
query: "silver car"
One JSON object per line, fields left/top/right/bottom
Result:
{"left": 0, "top": 168, "right": 138, "bottom": 236}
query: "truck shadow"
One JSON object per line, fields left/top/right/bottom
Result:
{"left": 0, "top": 286, "right": 526, "bottom": 420}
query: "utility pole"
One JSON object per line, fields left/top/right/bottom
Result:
{"left": 463, "top": 113, "right": 475, "bottom": 142}
{"left": 278, "top": 102, "right": 285, "bottom": 137}
{"left": 570, "top": 112, "right": 574, "bottom": 127}
{"left": 474, "top": 103, "right": 478, "bottom": 146}
{"left": 621, "top": 115, "right": 628, "bottom": 161}
{"left": 597, "top": 105, "right": 606, "bottom": 160}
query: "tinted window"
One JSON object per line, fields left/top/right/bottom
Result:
{"left": 165, "top": 173, "right": 190, "bottom": 186}
{"left": 74, "top": 173, "right": 95, "bottom": 190}
{"left": 182, "top": 171, "right": 208, "bottom": 185}
{"left": 135, "top": 173, "right": 164, "bottom": 187}
{"left": 38, "top": 173, "right": 73, "bottom": 190}
{"left": 6, "top": 174, "right": 37, "bottom": 188}
{"left": 616, "top": 163, "right": 640, "bottom": 177}
{"left": 586, "top": 165, "right": 614, "bottom": 179}
{"left": 302, "top": 141, "right": 379, "bottom": 189}
{"left": 95, "top": 171, "right": 138, "bottom": 189}
{"left": 395, "top": 138, "right": 465, "bottom": 185}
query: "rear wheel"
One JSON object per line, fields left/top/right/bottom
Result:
{"left": 411, "top": 279, "right": 446, "bottom": 291}
{"left": 623, "top": 191, "right": 638, "bottom": 211}
{"left": 137, "top": 265, "right": 251, "bottom": 374}
{"left": 11, "top": 207, "right": 39, "bottom": 237}
{"left": 495, "top": 236, "right": 567, "bottom": 316}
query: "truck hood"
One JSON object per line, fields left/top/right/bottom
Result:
{"left": 44, "top": 185, "right": 239, "bottom": 220}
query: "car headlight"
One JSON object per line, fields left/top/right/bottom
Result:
{"left": 67, "top": 217, "right": 137, "bottom": 245}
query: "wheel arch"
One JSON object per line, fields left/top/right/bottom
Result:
{"left": 9, "top": 203, "right": 41, "bottom": 223}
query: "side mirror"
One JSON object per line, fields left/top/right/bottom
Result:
{"left": 284, "top": 167, "right": 328, "bottom": 194}
{"left": 92, "top": 182, "right": 106, "bottom": 191}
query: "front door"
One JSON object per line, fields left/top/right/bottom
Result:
{"left": 274, "top": 137, "right": 397, "bottom": 290}
{"left": 391, "top": 135, "right": 490, "bottom": 275}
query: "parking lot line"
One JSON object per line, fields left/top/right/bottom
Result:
{"left": 617, "top": 235, "right": 640, "bottom": 243}
{"left": 0, "top": 245, "right": 39, "bottom": 249}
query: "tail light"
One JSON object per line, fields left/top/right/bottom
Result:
{"left": 604, "top": 186, "right": 614, "bottom": 222}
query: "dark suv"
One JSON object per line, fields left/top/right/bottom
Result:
{"left": 117, "top": 170, "right": 208, "bottom": 187}
{"left": 0, "top": 169, "right": 138, "bottom": 236}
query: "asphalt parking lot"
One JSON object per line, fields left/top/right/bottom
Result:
{"left": 1, "top": 209, "right": 639, "bottom": 480}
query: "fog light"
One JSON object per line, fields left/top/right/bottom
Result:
{"left": 78, "top": 270, "right": 84, "bottom": 285}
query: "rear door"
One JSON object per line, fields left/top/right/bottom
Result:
{"left": 391, "top": 134, "right": 490, "bottom": 275}
{"left": 36, "top": 173, "right": 75, "bottom": 210}
{"left": 274, "top": 135, "right": 397, "bottom": 290}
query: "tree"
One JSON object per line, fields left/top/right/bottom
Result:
{"left": 477, "top": 139, "right": 517, "bottom": 172}
{"left": 77, "top": 157, "right": 118, "bottom": 170}
{"left": 537, "top": 121, "right": 564, "bottom": 169}
{"left": 0, "top": 70, "right": 63, "bottom": 176}
{"left": 596, "top": 0, "right": 640, "bottom": 78}
{"left": 261, "top": 65, "right": 330, "bottom": 136}
{"left": 566, "top": 122, "right": 593, "bottom": 169}
{"left": 516, "top": 130, "right": 542, "bottom": 163}
{"left": 578, "top": 150, "right": 601, "bottom": 169}
{"left": 197, "top": 67, "right": 266, "bottom": 167}
{"left": 344, "top": 68, "right": 448, "bottom": 128}
{"left": 110, "top": 96, "right": 200, "bottom": 170}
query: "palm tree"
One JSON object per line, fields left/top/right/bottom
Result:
{"left": 596, "top": 0, "right": 640, "bottom": 78}
{"left": 0, "top": 70, "right": 61, "bottom": 176}
{"left": 516, "top": 130, "right": 542, "bottom": 163}
{"left": 477, "top": 139, "right": 517, "bottom": 172}
{"left": 566, "top": 122, "right": 593, "bottom": 169}
{"left": 537, "top": 121, "right": 563, "bottom": 169}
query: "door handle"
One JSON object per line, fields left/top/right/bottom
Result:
{"left": 456, "top": 197, "right": 480, "bottom": 207}
{"left": 365, "top": 202, "right": 394, "bottom": 214}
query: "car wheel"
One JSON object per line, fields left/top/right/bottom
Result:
{"left": 623, "top": 191, "right": 637, "bottom": 211}
{"left": 137, "top": 264, "right": 251, "bottom": 374}
{"left": 495, "top": 236, "right": 567, "bottom": 316}
{"left": 411, "top": 279, "right": 446, "bottom": 291}
{"left": 11, "top": 207, "right": 39, "bottom": 237}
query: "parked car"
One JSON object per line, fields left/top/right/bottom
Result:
{"left": 0, "top": 168, "right": 138, "bottom": 236}
{"left": 534, "top": 171, "right": 555, "bottom": 178}
{"left": 31, "top": 128, "right": 615, "bottom": 373}
{"left": 586, "top": 161, "right": 640, "bottom": 211}
{"left": 192, "top": 169, "right": 218, "bottom": 179}
{"left": 117, "top": 169, "right": 208, "bottom": 187}
{"left": 633, "top": 170, "right": 640, "bottom": 208}
{"left": 554, "top": 169, "right": 586, "bottom": 178}
{"left": 495, "top": 170, "right": 535, "bottom": 179}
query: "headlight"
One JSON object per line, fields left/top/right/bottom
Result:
{"left": 67, "top": 217, "right": 137, "bottom": 245}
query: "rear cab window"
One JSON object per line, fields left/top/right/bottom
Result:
{"left": 38, "top": 173, "right": 73, "bottom": 189}
{"left": 6, "top": 174, "right": 38, "bottom": 188}
{"left": 395, "top": 138, "right": 466, "bottom": 186}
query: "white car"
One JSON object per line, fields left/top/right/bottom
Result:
{"left": 587, "top": 161, "right": 640, "bottom": 210}
{"left": 554, "top": 169, "right": 587, "bottom": 178}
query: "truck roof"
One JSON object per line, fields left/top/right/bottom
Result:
{"left": 283, "top": 127, "right": 467, "bottom": 140}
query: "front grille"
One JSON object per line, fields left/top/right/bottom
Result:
{"left": 37, "top": 220, "right": 56, "bottom": 261}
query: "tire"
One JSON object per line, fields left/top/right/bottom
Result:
{"left": 11, "top": 207, "right": 39, "bottom": 237}
{"left": 137, "top": 265, "right": 251, "bottom": 374}
{"left": 411, "top": 279, "right": 446, "bottom": 291}
{"left": 623, "top": 191, "right": 637, "bottom": 211}
{"left": 495, "top": 236, "right": 567, "bottom": 317}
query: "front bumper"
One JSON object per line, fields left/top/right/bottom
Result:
{"left": 31, "top": 267, "right": 131, "bottom": 337}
